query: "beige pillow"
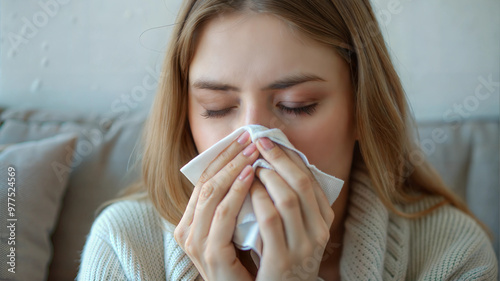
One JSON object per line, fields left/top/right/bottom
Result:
{"left": 0, "top": 134, "right": 77, "bottom": 281}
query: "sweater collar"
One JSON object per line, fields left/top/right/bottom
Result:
{"left": 340, "top": 161, "right": 410, "bottom": 280}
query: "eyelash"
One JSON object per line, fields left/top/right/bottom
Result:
{"left": 200, "top": 104, "right": 318, "bottom": 119}
{"left": 200, "top": 107, "right": 233, "bottom": 119}
{"left": 277, "top": 104, "right": 317, "bottom": 116}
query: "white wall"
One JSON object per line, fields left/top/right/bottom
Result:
{"left": 371, "top": 0, "right": 499, "bottom": 121}
{"left": 1, "top": 0, "right": 499, "bottom": 121}
{"left": 0, "top": 0, "right": 182, "bottom": 115}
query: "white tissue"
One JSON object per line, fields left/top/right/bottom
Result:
{"left": 180, "top": 125, "right": 344, "bottom": 266}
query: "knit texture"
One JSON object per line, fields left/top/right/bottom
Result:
{"left": 77, "top": 166, "right": 498, "bottom": 280}
{"left": 340, "top": 164, "right": 497, "bottom": 280}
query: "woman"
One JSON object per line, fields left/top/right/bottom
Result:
{"left": 78, "top": 0, "right": 497, "bottom": 280}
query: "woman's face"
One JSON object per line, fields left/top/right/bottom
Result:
{"left": 188, "top": 12, "right": 357, "bottom": 181}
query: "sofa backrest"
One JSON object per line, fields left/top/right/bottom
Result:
{"left": 0, "top": 108, "right": 497, "bottom": 280}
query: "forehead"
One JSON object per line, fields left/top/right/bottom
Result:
{"left": 189, "top": 12, "right": 345, "bottom": 86}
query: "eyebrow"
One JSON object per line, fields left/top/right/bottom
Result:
{"left": 191, "top": 73, "right": 326, "bottom": 92}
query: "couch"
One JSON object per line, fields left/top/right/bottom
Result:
{"left": 0, "top": 107, "right": 497, "bottom": 280}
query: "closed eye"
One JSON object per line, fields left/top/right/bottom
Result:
{"left": 278, "top": 103, "right": 318, "bottom": 116}
{"left": 200, "top": 107, "right": 233, "bottom": 119}
{"left": 200, "top": 103, "right": 318, "bottom": 119}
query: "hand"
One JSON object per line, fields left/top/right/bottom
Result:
{"left": 251, "top": 137, "right": 335, "bottom": 281}
{"left": 174, "top": 131, "right": 260, "bottom": 281}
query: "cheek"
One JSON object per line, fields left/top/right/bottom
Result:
{"left": 188, "top": 99, "right": 232, "bottom": 153}
{"left": 286, "top": 105, "right": 355, "bottom": 180}
{"left": 188, "top": 98, "right": 210, "bottom": 153}
{"left": 190, "top": 122, "right": 219, "bottom": 153}
{"left": 310, "top": 128, "right": 355, "bottom": 180}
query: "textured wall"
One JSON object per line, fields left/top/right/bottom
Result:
{"left": 1, "top": 0, "right": 499, "bottom": 121}
{"left": 371, "top": 0, "right": 499, "bottom": 121}
{"left": 0, "top": 0, "right": 182, "bottom": 115}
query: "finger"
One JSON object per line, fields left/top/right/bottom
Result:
{"left": 200, "top": 131, "right": 253, "bottom": 184}
{"left": 256, "top": 138, "right": 321, "bottom": 223}
{"left": 183, "top": 131, "right": 252, "bottom": 226}
{"left": 250, "top": 179, "right": 287, "bottom": 253}
{"left": 259, "top": 139, "right": 332, "bottom": 226}
{"left": 280, "top": 144, "right": 310, "bottom": 173}
{"left": 255, "top": 168, "right": 307, "bottom": 248}
{"left": 209, "top": 165, "right": 254, "bottom": 245}
{"left": 280, "top": 145, "right": 335, "bottom": 228}
{"left": 191, "top": 142, "right": 259, "bottom": 241}
{"left": 176, "top": 131, "right": 251, "bottom": 246}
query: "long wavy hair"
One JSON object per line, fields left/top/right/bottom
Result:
{"left": 116, "top": 0, "right": 488, "bottom": 234}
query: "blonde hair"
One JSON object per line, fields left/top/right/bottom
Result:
{"left": 117, "top": 0, "right": 489, "bottom": 234}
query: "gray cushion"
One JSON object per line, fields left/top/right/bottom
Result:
{"left": 0, "top": 133, "right": 77, "bottom": 281}
{"left": 0, "top": 109, "right": 145, "bottom": 280}
{"left": 417, "top": 120, "right": 499, "bottom": 256}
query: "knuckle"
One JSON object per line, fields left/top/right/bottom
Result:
{"left": 184, "top": 235, "right": 197, "bottom": 256}
{"left": 325, "top": 209, "right": 335, "bottom": 226}
{"left": 316, "top": 225, "right": 331, "bottom": 245}
{"left": 199, "top": 181, "right": 215, "bottom": 201}
{"left": 253, "top": 191, "right": 270, "bottom": 203}
{"left": 219, "top": 149, "right": 231, "bottom": 162}
{"left": 266, "top": 145, "right": 285, "bottom": 160}
{"left": 199, "top": 172, "right": 210, "bottom": 184}
{"left": 231, "top": 180, "right": 248, "bottom": 194}
{"left": 217, "top": 168, "right": 230, "bottom": 182}
{"left": 214, "top": 204, "right": 229, "bottom": 219}
{"left": 204, "top": 249, "right": 219, "bottom": 266}
{"left": 276, "top": 194, "right": 299, "bottom": 210}
{"left": 295, "top": 175, "right": 312, "bottom": 191}
{"left": 262, "top": 212, "right": 281, "bottom": 227}
{"left": 225, "top": 160, "right": 239, "bottom": 175}
{"left": 173, "top": 226, "right": 185, "bottom": 243}
{"left": 298, "top": 243, "right": 314, "bottom": 256}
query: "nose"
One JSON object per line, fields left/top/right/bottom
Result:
{"left": 242, "top": 103, "right": 269, "bottom": 127}
{"left": 237, "top": 101, "right": 287, "bottom": 130}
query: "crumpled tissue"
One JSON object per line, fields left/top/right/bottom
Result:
{"left": 180, "top": 125, "right": 344, "bottom": 266}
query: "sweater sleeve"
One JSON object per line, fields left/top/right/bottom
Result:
{"left": 408, "top": 203, "right": 498, "bottom": 281}
{"left": 446, "top": 236, "right": 498, "bottom": 281}
{"left": 76, "top": 200, "right": 167, "bottom": 281}
{"left": 76, "top": 231, "right": 128, "bottom": 281}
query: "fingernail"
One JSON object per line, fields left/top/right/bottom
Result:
{"left": 242, "top": 143, "right": 257, "bottom": 156}
{"left": 237, "top": 131, "right": 250, "bottom": 144}
{"left": 238, "top": 165, "right": 252, "bottom": 181}
{"left": 258, "top": 137, "right": 274, "bottom": 150}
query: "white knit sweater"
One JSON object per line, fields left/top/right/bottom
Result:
{"left": 77, "top": 166, "right": 498, "bottom": 280}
